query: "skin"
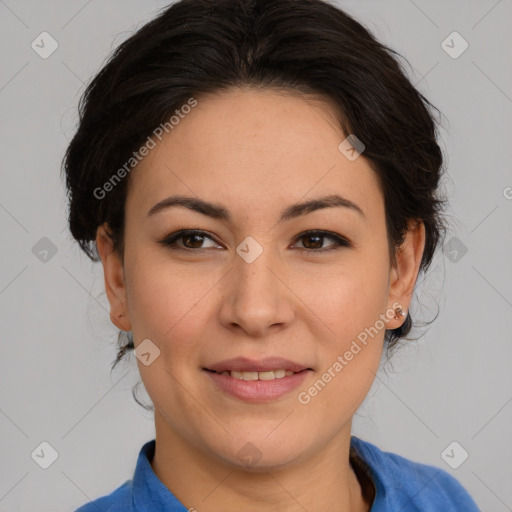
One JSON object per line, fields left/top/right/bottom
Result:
{"left": 96, "top": 87, "right": 425, "bottom": 512}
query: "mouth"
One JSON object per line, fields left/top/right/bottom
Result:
{"left": 203, "top": 357, "right": 313, "bottom": 402}
{"left": 204, "top": 368, "right": 307, "bottom": 380}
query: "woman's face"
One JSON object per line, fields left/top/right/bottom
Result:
{"left": 98, "top": 87, "right": 424, "bottom": 469}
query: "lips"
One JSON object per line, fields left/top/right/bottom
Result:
{"left": 203, "top": 357, "right": 313, "bottom": 402}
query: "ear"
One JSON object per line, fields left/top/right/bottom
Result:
{"left": 96, "top": 223, "right": 132, "bottom": 332}
{"left": 386, "top": 219, "right": 426, "bottom": 329}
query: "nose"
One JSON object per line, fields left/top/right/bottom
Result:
{"left": 218, "top": 247, "right": 295, "bottom": 337}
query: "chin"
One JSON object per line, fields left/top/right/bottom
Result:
{"left": 207, "top": 429, "right": 310, "bottom": 472}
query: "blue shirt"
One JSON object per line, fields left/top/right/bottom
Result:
{"left": 74, "top": 436, "right": 481, "bottom": 511}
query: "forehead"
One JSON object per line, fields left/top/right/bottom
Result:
{"left": 126, "top": 87, "right": 382, "bottom": 223}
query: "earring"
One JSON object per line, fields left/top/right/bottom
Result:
{"left": 394, "top": 306, "right": 406, "bottom": 320}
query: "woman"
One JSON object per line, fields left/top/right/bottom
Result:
{"left": 64, "top": 0, "right": 481, "bottom": 510}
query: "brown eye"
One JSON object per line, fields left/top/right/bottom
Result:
{"left": 293, "top": 230, "right": 350, "bottom": 252}
{"left": 181, "top": 233, "right": 207, "bottom": 249}
{"left": 160, "top": 230, "right": 220, "bottom": 250}
{"left": 300, "top": 233, "right": 324, "bottom": 250}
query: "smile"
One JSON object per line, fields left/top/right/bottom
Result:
{"left": 211, "top": 369, "right": 296, "bottom": 380}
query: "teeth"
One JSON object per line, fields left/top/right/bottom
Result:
{"left": 219, "top": 369, "right": 297, "bottom": 380}
{"left": 258, "top": 371, "right": 276, "bottom": 381}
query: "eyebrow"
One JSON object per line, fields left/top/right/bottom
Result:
{"left": 147, "top": 193, "right": 365, "bottom": 222}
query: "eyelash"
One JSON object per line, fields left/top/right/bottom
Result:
{"left": 159, "top": 229, "right": 351, "bottom": 253}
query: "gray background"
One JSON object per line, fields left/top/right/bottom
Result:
{"left": 1, "top": 0, "right": 511, "bottom": 510}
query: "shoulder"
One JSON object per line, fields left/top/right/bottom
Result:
{"left": 73, "top": 480, "right": 132, "bottom": 512}
{"left": 350, "top": 436, "right": 481, "bottom": 511}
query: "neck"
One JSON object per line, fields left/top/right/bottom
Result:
{"left": 150, "top": 410, "right": 370, "bottom": 512}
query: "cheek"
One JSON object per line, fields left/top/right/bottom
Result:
{"left": 292, "top": 256, "right": 390, "bottom": 401}
{"left": 125, "top": 255, "right": 210, "bottom": 418}
{"left": 125, "top": 245, "right": 210, "bottom": 338}
{"left": 122, "top": 257, "right": 205, "bottom": 405}
{"left": 295, "top": 274, "right": 387, "bottom": 420}
{"left": 295, "top": 252, "right": 391, "bottom": 341}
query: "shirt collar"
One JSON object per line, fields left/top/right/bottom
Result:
{"left": 350, "top": 436, "right": 390, "bottom": 510}
{"left": 132, "top": 440, "right": 188, "bottom": 511}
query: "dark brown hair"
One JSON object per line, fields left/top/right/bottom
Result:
{"left": 62, "top": 0, "right": 448, "bottom": 384}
